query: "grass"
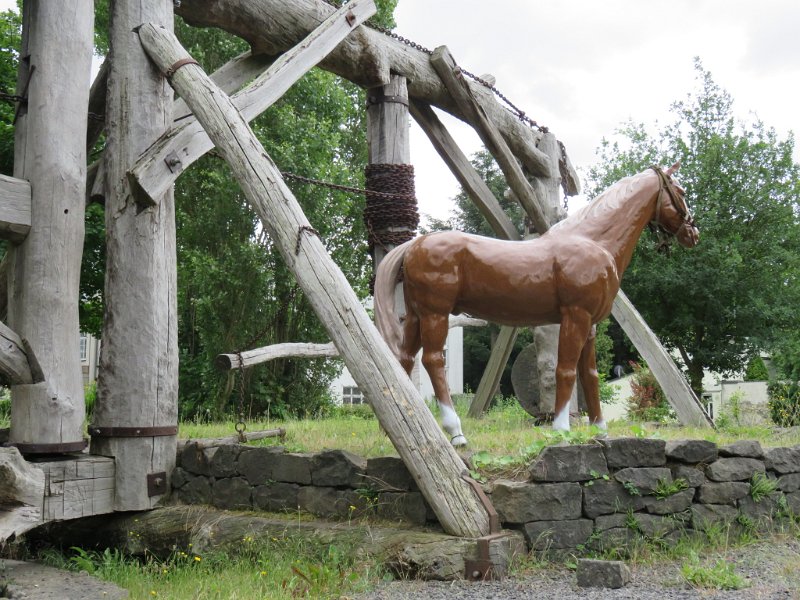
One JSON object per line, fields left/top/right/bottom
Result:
{"left": 38, "top": 534, "right": 385, "bottom": 600}
{"left": 680, "top": 551, "right": 749, "bottom": 590}
{"left": 179, "top": 395, "right": 800, "bottom": 470}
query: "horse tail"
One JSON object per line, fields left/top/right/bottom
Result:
{"left": 374, "top": 239, "right": 415, "bottom": 360}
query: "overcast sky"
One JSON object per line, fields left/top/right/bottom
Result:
{"left": 393, "top": 0, "right": 800, "bottom": 221}
{"left": 3, "top": 1, "right": 797, "bottom": 223}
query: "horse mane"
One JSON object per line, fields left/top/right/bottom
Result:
{"left": 550, "top": 169, "right": 655, "bottom": 234}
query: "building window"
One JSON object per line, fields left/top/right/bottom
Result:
{"left": 79, "top": 333, "right": 88, "bottom": 362}
{"left": 342, "top": 386, "right": 364, "bottom": 405}
{"left": 702, "top": 394, "right": 713, "bottom": 420}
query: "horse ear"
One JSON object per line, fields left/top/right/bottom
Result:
{"left": 666, "top": 161, "right": 680, "bottom": 176}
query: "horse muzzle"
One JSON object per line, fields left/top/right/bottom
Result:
{"left": 677, "top": 223, "right": 699, "bottom": 248}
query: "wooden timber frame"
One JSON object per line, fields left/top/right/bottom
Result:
{"left": 0, "top": 0, "right": 710, "bottom": 546}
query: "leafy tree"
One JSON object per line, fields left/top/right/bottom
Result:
{"left": 587, "top": 59, "right": 800, "bottom": 394}
{"left": 0, "top": 8, "right": 21, "bottom": 176}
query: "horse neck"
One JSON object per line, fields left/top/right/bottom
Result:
{"left": 566, "top": 171, "right": 659, "bottom": 274}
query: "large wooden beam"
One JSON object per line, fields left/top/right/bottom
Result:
{"left": 430, "top": 46, "right": 550, "bottom": 235}
{"left": 90, "top": 0, "right": 178, "bottom": 511}
{"left": 137, "top": 22, "right": 491, "bottom": 538}
{"left": 0, "top": 174, "right": 31, "bottom": 243}
{"left": 130, "top": 0, "right": 374, "bottom": 207}
{"left": 612, "top": 291, "right": 714, "bottom": 427}
{"left": 8, "top": 0, "right": 93, "bottom": 453}
{"left": 410, "top": 101, "right": 518, "bottom": 241}
{"left": 174, "top": 0, "right": 560, "bottom": 183}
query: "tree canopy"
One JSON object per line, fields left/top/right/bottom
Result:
{"left": 587, "top": 59, "right": 800, "bottom": 393}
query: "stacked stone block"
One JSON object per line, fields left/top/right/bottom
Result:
{"left": 173, "top": 444, "right": 433, "bottom": 525}
{"left": 171, "top": 438, "right": 800, "bottom": 554}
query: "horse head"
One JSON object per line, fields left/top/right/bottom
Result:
{"left": 651, "top": 162, "right": 699, "bottom": 249}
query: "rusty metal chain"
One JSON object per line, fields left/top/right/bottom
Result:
{"left": 282, "top": 170, "right": 414, "bottom": 202}
{"left": 235, "top": 352, "right": 247, "bottom": 442}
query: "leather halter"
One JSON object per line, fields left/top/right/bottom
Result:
{"left": 649, "top": 166, "right": 694, "bottom": 251}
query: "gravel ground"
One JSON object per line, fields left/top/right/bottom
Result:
{"left": 355, "top": 537, "right": 800, "bottom": 600}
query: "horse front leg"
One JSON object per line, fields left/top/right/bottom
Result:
{"left": 553, "top": 307, "right": 593, "bottom": 432}
{"left": 420, "top": 313, "right": 467, "bottom": 447}
{"left": 578, "top": 325, "right": 607, "bottom": 435}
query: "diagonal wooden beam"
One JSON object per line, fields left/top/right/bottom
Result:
{"left": 430, "top": 46, "right": 549, "bottom": 234}
{"left": 0, "top": 174, "right": 31, "bottom": 243}
{"left": 137, "top": 19, "right": 492, "bottom": 538}
{"left": 129, "top": 0, "right": 375, "bottom": 207}
{"left": 0, "top": 320, "right": 44, "bottom": 385}
{"left": 410, "top": 101, "right": 519, "bottom": 241}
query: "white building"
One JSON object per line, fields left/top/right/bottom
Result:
{"left": 79, "top": 332, "right": 101, "bottom": 386}
{"left": 329, "top": 326, "right": 464, "bottom": 405}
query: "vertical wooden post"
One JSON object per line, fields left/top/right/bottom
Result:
{"left": 90, "top": 1, "right": 179, "bottom": 509}
{"left": 366, "top": 74, "right": 412, "bottom": 269}
{"left": 8, "top": 1, "right": 94, "bottom": 453}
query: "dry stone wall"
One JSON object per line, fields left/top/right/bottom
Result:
{"left": 171, "top": 438, "right": 800, "bottom": 553}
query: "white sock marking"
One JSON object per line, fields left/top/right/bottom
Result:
{"left": 553, "top": 404, "right": 570, "bottom": 431}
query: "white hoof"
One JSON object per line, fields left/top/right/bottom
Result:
{"left": 450, "top": 435, "right": 468, "bottom": 447}
{"left": 592, "top": 420, "right": 608, "bottom": 438}
{"left": 552, "top": 405, "right": 571, "bottom": 432}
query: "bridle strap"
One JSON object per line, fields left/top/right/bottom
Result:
{"left": 648, "top": 166, "right": 693, "bottom": 253}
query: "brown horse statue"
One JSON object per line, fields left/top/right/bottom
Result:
{"left": 374, "top": 163, "right": 698, "bottom": 446}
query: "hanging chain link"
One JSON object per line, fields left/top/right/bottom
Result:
{"left": 235, "top": 351, "right": 247, "bottom": 442}
{"left": 282, "top": 170, "right": 414, "bottom": 202}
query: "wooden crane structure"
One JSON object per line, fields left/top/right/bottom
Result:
{"left": 0, "top": 0, "right": 711, "bottom": 545}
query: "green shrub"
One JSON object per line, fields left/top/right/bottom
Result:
{"left": 768, "top": 381, "right": 800, "bottom": 427}
{"left": 625, "top": 361, "right": 675, "bottom": 423}
{"left": 744, "top": 356, "right": 770, "bottom": 381}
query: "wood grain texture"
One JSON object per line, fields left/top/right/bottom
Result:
{"left": 32, "top": 455, "right": 116, "bottom": 521}
{"left": 130, "top": 0, "right": 375, "bottom": 206}
{"left": 0, "top": 320, "right": 43, "bottom": 385}
{"left": 8, "top": 0, "right": 93, "bottom": 449}
{"left": 138, "top": 23, "right": 490, "bottom": 538}
{"left": 0, "top": 447, "right": 45, "bottom": 542}
{"left": 90, "top": 0, "right": 178, "bottom": 511}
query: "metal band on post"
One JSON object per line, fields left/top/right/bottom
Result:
{"left": 88, "top": 425, "right": 178, "bottom": 438}
{"left": 164, "top": 57, "right": 199, "bottom": 79}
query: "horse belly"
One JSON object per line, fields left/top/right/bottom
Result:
{"left": 454, "top": 272, "right": 562, "bottom": 326}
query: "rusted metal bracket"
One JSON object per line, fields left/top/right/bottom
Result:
{"left": 88, "top": 425, "right": 178, "bottom": 438}
{"left": 366, "top": 91, "right": 409, "bottom": 108}
{"left": 345, "top": 10, "right": 357, "bottom": 27}
{"left": 465, "top": 533, "right": 507, "bottom": 581}
{"left": 147, "top": 471, "right": 168, "bottom": 497}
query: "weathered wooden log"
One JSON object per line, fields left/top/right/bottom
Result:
{"left": 215, "top": 316, "right": 486, "bottom": 371}
{"left": 612, "top": 291, "right": 714, "bottom": 427}
{"left": 90, "top": 0, "right": 178, "bottom": 510}
{"left": 32, "top": 505, "right": 525, "bottom": 581}
{"left": 0, "top": 447, "right": 45, "bottom": 542}
{"left": 138, "top": 23, "right": 491, "bottom": 538}
{"left": 0, "top": 174, "right": 31, "bottom": 243}
{"left": 174, "top": 0, "right": 565, "bottom": 184}
{"left": 86, "top": 57, "right": 109, "bottom": 153}
{"left": 431, "top": 46, "right": 549, "bottom": 235}
{"left": 0, "top": 252, "right": 10, "bottom": 322}
{"left": 131, "top": 0, "right": 374, "bottom": 207}
{"left": 176, "top": 428, "right": 286, "bottom": 450}
{"left": 0, "top": 320, "right": 44, "bottom": 385}
{"left": 8, "top": 0, "right": 93, "bottom": 453}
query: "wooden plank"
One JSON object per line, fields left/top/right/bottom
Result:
{"left": 137, "top": 22, "right": 491, "bottom": 538}
{"left": 0, "top": 174, "right": 31, "bottom": 242}
{"left": 430, "top": 46, "right": 550, "bottom": 234}
{"left": 468, "top": 326, "right": 518, "bottom": 417}
{"left": 33, "top": 455, "right": 116, "bottom": 521}
{"left": 174, "top": 0, "right": 557, "bottom": 182}
{"left": 612, "top": 291, "right": 714, "bottom": 427}
{"left": 8, "top": 0, "right": 92, "bottom": 451}
{"left": 90, "top": 0, "right": 178, "bottom": 511}
{"left": 0, "top": 320, "right": 44, "bottom": 384}
{"left": 130, "top": 0, "right": 376, "bottom": 207}
{"left": 410, "top": 101, "right": 519, "bottom": 241}
{"left": 177, "top": 428, "right": 286, "bottom": 450}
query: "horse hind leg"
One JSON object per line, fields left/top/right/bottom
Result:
{"left": 420, "top": 313, "right": 467, "bottom": 446}
{"left": 578, "top": 326, "right": 607, "bottom": 436}
{"left": 399, "top": 310, "right": 421, "bottom": 375}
